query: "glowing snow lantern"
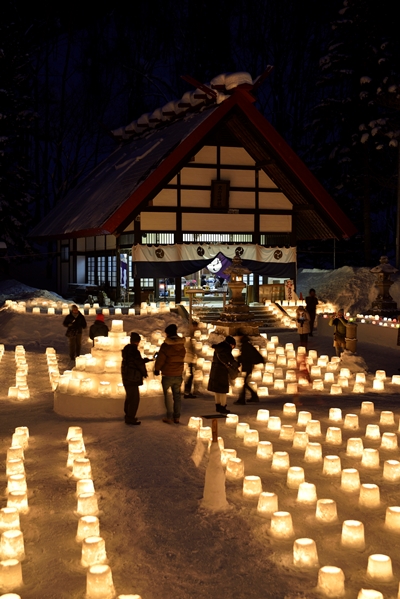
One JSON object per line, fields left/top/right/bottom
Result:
{"left": 380, "top": 411, "right": 395, "bottom": 426}
{"left": 385, "top": 506, "right": 400, "bottom": 532}
{"left": 365, "top": 424, "right": 380, "bottom": 440}
{"left": 81, "top": 536, "right": 107, "bottom": 568}
{"left": 312, "top": 379, "right": 324, "bottom": 391}
{"left": 77, "top": 516, "right": 100, "bottom": 543}
{"left": 256, "top": 441, "right": 273, "bottom": 460}
{"left": 372, "top": 379, "right": 384, "bottom": 391}
{"left": 77, "top": 493, "right": 99, "bottom": 517}
{"left": 317, "top": 566, "right": 345, "bottom": 597}
{"left": 73, "top": 458, "right": 92, "bottom": 480}
{"left": 306, "top": 420, "right": 321, "bottom": 437}
{"left": 225, "top": 414, "right": 239, "bottom": 428}
{"left": 7, "top": 476, "right": 26, "bottom": 494}
{"left": 86, "top": 564, "right": 115, "bottom": 599}
{"left": 353, "top": 382, "right": 365, "bottom": 393}
{"left": 77, "top": 479, "right": 95, "bottom": 496}
{"left": 11, "top": 433, "right": 27, "bottom": 451}
{"left": 361, "top": 448, "right": 380, "bottom": 469}
{"left": 297, "top": 482, "right": 317, "bottom": 504}
{"left": 6, "top": 492, "right": 28, "bottom": 514}
{"left": 188, "top": 417, "right": 202, "bottom": 430}
{"left": 381, "top": 432, "right": 397, "bottom": 450}
{"left": 6, "top": 460, "right": 24, "bottom": 477}
{"left": 220, "top": 449, "right": 237, "bottom": 467}
{"left": 304, "top": 443, "right": 322, "bottom": 463}
{"left": 367, "top": 554, "right": 393, "bottom": 581}
{"left": 273, "top": 379, "right": 285, "bottom": 391}
{"left": 359, "top": 484, "right": 380, "bottom": 508}
{"left": 257, "top": 492, "right": 278, "bottom": 518}
{"left": 325, "top": 427, "right": 342, "bottom": 445}
{"left": 270, "top": 511, "right": 294, "bottom": 539}
{"left": 66, "top": 426, "right": 83, "bottom": 441}
{"left": 357, "top": 590, "right": 383, "bottom": 599}
{"left": 341, "top": 520, "right": 365, "bottom": 550}
{"left": 297, "top": 411, "right": 312, "bottom": 426}
{"left": 324, "top": 372, "right": 335, "bottom": 383}
{"left": 258, "top": 386, "right": 269, "bottom": 398}
{"left": 0, "top": 509, "right": 20, "bottom": 533}
{"left": 285, "top": 370, "right": 297, "bottom": 382}
{"left": 0, "top": 558, "right": 23, "bottom": 591}
{"left": 111, "top": 320, "right": 123, "bottom": 332}
{"left": 292, "top": 431, "right": 308, "bottom": 449}
{"left": 293, "top": 538, "right": 319, "bottom": 568}
{"left": 243, "top": 429, "right": 259, "bottom": 447}
{"left": 322, "top": 456, "right": 341, "bottom": 477}
{"left": 197, "top": 427, "right": 212, "bottom": 441}
{"left": 256, "top": 409, "right": 269, "bottom": 422}
{"left": 283, "top": 403, "right": 296, "bottom": 417}
{"left": 375, "top": 370, "right": 386, "bottom": 380}
{"left": 0, "top": 530, "right": 24, "bottom": 560}
{"left": 341, "top": 468, "right": 360, "bottom": 493}
{"left": 330, "top": 384, "right": 342, "bottom": 395}
{"left": 310, "top": 366, "right": 321, "bottom": 378}
{"left": 225, "top": 458, "right": 244, "bottom": 480}
{"left": 243, "top": 476, "right": 262, "bottom": 498}
{"left": 344, "top": 414, "right": 359, "bottom": 429}
{"left": 315, "top": 499, "right": 337, "bottom": 524}
{"left": 346, "top": 438, "right": 364, "bottom": 458}
{"left": 235, "top": 423, "right": 250, "bottom": 438}
{"left": 279, "top": 425, "right": 294, "bottom": 441}
{"left": 67, "top": 449, "right": 85, "bottom": 469}
{"left": 287, "top": 467, "right": 305, "bottom": 489}
{"left": 383, "top": 460, "right": 400, "bottom": 482}
{"left": 262, "top": 372, "right": 274, "bottom": 385}
{"left": 267, "top": 417, "right": 281, "bottom": 431}
{"left": 271, "top": 451, "right": 290, "bottom": 472}
{"left": 391, "top": 375, "right": 400, "bottom": 385}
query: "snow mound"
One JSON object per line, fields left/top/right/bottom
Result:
{"left": 0, "top": 279, "right": 65, "bottom": 305}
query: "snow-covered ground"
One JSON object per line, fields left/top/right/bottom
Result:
{"left": 1, "top": 275, "right": 400, "bottom": 599}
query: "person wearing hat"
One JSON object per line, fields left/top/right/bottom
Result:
{"left": 208, "top": 335, "right": 239, "bottom": 414}
{"left": 329, "top": 309, "right": 348, "bottom": 357}
{"left": 63, "top": 304, "right": 87, "bottom": 362}
{"left": 234, "top": 333, "right": 264, "bottom": 405}
{"left": 154, "top": 323, "right": 186, "bottom": 424}
{"left": 89, "top": 314, "right": 109, "bottom": 346}
{"left": 121, "top": 332, "right": 151, "bottom": 425}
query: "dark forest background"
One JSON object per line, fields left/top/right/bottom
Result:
{"left": 1, "top": 0, "right": 400, "bottom": 281}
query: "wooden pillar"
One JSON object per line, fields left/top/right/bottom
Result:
{"left": 134, "top": 216, "right": 141, "bottom": 314}
{"left": 175, "top": 277, "right": 182, "bottom": 303}
{"left": 175, "top": 171, "right": 182, "bottom": 305}
{"left": 253, "top": 274, "right": 260, "bottom": 304}
{"left": 253, "top": 168, "right": 260, "bottom": 303}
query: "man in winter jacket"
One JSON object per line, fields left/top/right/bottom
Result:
{"left": 89, "top": 314, "right": 109, "bottom": 346}
{"left": 121, "top": 332, "right": 150, "bottom": 425}
{"left": 234, "top": 334, "right": 264, "bottom": 404}
{"left": 63, "top": 305, "right": 87, "bottom": 362}
{"left": 154, "top": 323, "right": 185, "bottom": 424}
{"left": 207, "top": 335, "right": 239, "bottom": 414}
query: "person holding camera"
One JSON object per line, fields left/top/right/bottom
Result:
{"left": 295, "top": 305, "right": 311, "bottom": 349}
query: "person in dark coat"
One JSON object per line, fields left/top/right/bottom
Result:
{"left": 207, "top": 335, "right": 239, "bottom": 414}
{"left": 63, "top": 304, "right": 87, "bottom": 362}
{"left": 184, "top": 321, "right": 199, "bottom": 398}
{"left": 305, "top": 288, "right": 319, "bottom": 337}
{"left": 329, "top": 309, "right": 348, "bottom": 357}
{"left": 89, "top": 314, "right": 109, "bottom": 346}
{"left": 234, "top": 334, "right": 264, "bottom": 404}
{"left": 121, "top": 332, "right": 150, "bottom": 425}
{"left": 154, "top": 323, "right": 186, "bottom": 424}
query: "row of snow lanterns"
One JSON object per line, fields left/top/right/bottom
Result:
{"left": 190, "top": 403, "right": 400, "bottom": 598}
{"left": 7, "top": 346, "right": 30, "bottom": 402}
{"left": 355, "top": 313, "right": 399, "bottom": 327}
{"left": 0, "top": 426, "right": 30, "bottom": 595}
{"left": 66, "top": 426, "right": 142, "bottom": 599}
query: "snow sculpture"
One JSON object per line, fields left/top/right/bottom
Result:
{"left": 317, "top": 566, "right": 345, "bottom": 597}
{"left": 201, "top": 421, "right": 229, "bottom": 512}
{"left": 367, "top": 554, "right": 393, "bottom": 581}
{"left": 341, "top": 520, "right": 365, "bottom": 550}
{"left": 86, "top": 564, "right": 115, "bottom": 599}
{"left": 293, "top": 538, "right": 319, "bottom": 568}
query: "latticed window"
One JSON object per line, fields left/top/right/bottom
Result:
{"left": 182, "top": 233, "right": 252, "bottom": 243}
{"left": 108, "top": 256, "right": 117, "bottom": 286}
{"left": 87, "top": 257, "right": 95, "bottom": 285}
{"left": 142, "top": 233, "right": 174, "bottom": 244}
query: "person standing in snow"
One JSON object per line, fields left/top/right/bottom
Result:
{"left": 234, "top": 333, "right": 264, "bottom": 405}
{"left": 154, "top": 323, "right": 186, "bottom": 424}
{"left": 329, "top": 309, "right": 348, "bottom": 357}
{"left": 295, "top": 305, "right": 311, "bottom": 350}
{"left": 89, "top": 313, "right": 109, "bottom": 346}
{"left": 208, "top": 335, "right": 239, "bottom": 414}
{"left": 63, "top": 304, "right": 87, "bottom": 362}
{"left": 121, "top": 332, "right": 150, "bottom": 425}
{"left": 305, "top": 288, "right": 318, "bottom": 337}
{"left": 184, "top": 320, "right": 199, "bottom": 398}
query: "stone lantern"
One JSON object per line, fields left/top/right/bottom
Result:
{"left": 370, "top": 256, "right": 398, "bottom": 318}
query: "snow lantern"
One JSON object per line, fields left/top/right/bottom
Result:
{"left": 7, "top": 492, "right": 28, "bottom": 514}
{"left": 391, "top": 375, "right": 400, "bottom": 385}
{"left": 290, "top": 433, "right": 307, "bottom": 452}
{"left": 325, "top": 427, "right": 342, "bottom": 446}
{"left": 330, "top": 384, "right": 342, "bottom": 395}
{"left": 256, "top": 409, "right": 269, "bottom": 422}
{"left": 367, "top": 554, "right": 393, "bottom": 581}
{"left": 285, "top": 370, "right": 297, "bottom": 382}
{"left": 243, "top": 429, "right": 259, "bottom": 447}
{"left": 365, "top": 424, "right": 380, "bottom": 440}
{"left": 271, "top": 451, "right": 290, "bottom": 472}
{"left": 324, "top": 373, "right": 335, "bottom": 383}
{"left": 344, "top": 414, "right": 359, "bottom": 429}
{"left": 220, "top": 449, "right": 236, "bottom": 467}
{"left": 81, "top": 536, "right": 107, "bottom": 568}
{"left": 242, "top": 476, "right": 262, "bottom": 499}
{"left": 359, "top": 484, "right": 380, "bottom": 508}
{"left": 263, "top": 373, "right": 274, "bottom": 386}
{"left": 73, "top": 458, "right": 92, "bottom": 480}
{"left": 385, "top": 506, "right": 400, "bottom": 531}
{"left": 11, "top": 433, "right": 27, "bottom": 451}
{"left": 341, "top": 469, "right": 360, "bottom": 493}
{"left": 111, "top": 320, "right": 123, "bottom": 332}
{"left": 375, "top": 370, "right": 386, "bottom": 380}
{"left": 256, "top": 441, "right": 273, "bottom": 460}
{"left": 341, "top": 520, "right": 365, "bottom": 550}
{"left": 346, "top": 438, "right": 364, "bottom": 458}
{"left": 188, "top": 417, "right": 202, "bottom": 430}
{"left": 225, "top": 414, "right": 239, "bottom": 428}
{"left": 66, "top": 426, "right": 83, "bottom": 441}
{"left": 306, "top": 420, "right": 321, "bottom": 437}
{"left": 283, "top": 403, "right": 296, "bottom": 417}
{"left": 317, "top": 566, "right": 345, "bottom": 597}
{"left": 380, "top": 411, "right": 395, "bottom": 426}
{"left": 267, "top": 416, "right": 281, "bottom": 431}
{"left": 257, "top": 492, "right": 278, "bottom": 518}
{"left": 77, "top": 479, "right": 95, "bottom": 497}
{"left": 357, "top": 590, "right": 383, "bottom": 599}
{"left": 225, "top": 458, "right": 244, "bottom": 480}
{"left": 76, "top": 517, "right": 100, "bottom": 544}
{"left": 310, "top": 366, "right": 321, "bottom": 378}
{"left": 207, "top": 438, "right": 224, "bottom": 453}
{"left": 86, "top": 564, "right": 115, "bottom": 599}
{"left": 7, "top": 476, "right": 26, "bottom": 495}
{"left": 322, "top": 456, "right": 341, "bottom": 477}
{"left": 286, "top": 467, "right": 305, "bottom": 489}
{"left": 270, "top": 511, "right": 294, "bottom": 539}
{"left": 315, "top": 499, "right": 337, "bottom": 524}
{"left": 312, "top": 379, "right": 324, "bottom": 391}
{"left": 383, "top": 460, "right": 400, "bottom": 482}
{"left": 304, "top": 443, "right": 322, "bottom": 464}
{"left": 381, "top": 433, "right": 397, "bottom": 450}
{"left": 361, "top": 448, "right": 380, "bottom": 469}
{"left": 0, "top": 508, "right": 20, "bottom": 533}
{"left": 372, "top": 379, "right": 384, "bottom": 391}
{"left": 353, "top": 382, "right": 365, "bottom": 393}
{"left": 77, "top": 493, "right": 99, "bottom": 517}
{"left": 67, "top": 449, "right": 85, "bottom": 469}
{"left": 297, "top": 411, "right": 312, "bottom": 426}
{"left": 0, "top": 530, "right": 25, "bottom": 560}
{"left": 6, "top": 460, "right": 24, "bottom": 478}
{"left": 293, "top": 538, "right": 319, "bottom": 568}
{"left": 6, "top": 447, "right": 23, "bottom": 462}
{"left": 0, "top": 558, "right": 23, "bottom": 591}
{"left": 297, "top": 482, "right": 317, "bottom": 504}
{"left": 235, "top": 423, "right": 250, "bottom": 438}
{"left": 279, "top": 425, "right": 294, "bottom": 441}
{"left": 273, "top": 379, "right": 285, "bottom": 391}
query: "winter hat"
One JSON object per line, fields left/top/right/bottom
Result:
{"left": 165, "top": 323, "right": 178, "bottom": 337}
{"left": 130, "top": 332, "right": 141, "bottom": 343}
{"left": 96, "top": 314, "right": 105, "bottom": 322}
{"left": 225, "top": 335, "right": 236, "bottom": 347}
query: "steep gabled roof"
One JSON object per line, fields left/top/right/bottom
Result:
{"left": 30, "top": 86, "right": 357, "bottom": 241}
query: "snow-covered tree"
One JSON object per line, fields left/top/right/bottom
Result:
{"left": 0, "top": 18, "right": 36, "bottom": 256}
{"left": 310, "top": 0, "right": 400, "bottom": 264}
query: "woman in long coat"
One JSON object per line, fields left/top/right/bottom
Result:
{"left": 207, "top": 335, "right": 238, "bottom": 414}
{"left": 296, "top": 306, "right": 311, "bottom": 349}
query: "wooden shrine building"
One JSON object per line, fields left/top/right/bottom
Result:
{"left": 30, "top": 71, "right": 356, "bottom": 307}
